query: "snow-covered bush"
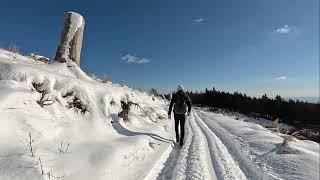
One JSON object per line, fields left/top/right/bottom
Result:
{"left": 86, "top": 72, "right": 109, "bottom": 83}
{"left": 29, "top": 53, "right": 50, "bottom": 64}
{"left": 281, "top": 135, "right": 294, "bottom": 149}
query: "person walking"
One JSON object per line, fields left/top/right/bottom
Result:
{"left": 168, "top": 84, "right": 191, "bottom": 146}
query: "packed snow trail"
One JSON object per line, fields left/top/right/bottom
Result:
{"left": 156, "top": 111, "right": 265, "bottom": 180}
{"left": 156, "top": 110, "right": 319, "bottom": 180}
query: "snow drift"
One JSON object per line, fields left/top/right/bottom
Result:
{"left": 0, "top": 49, "right": 173, "bottom": 180}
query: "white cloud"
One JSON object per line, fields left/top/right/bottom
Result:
{"left": 275, "top": 76, "right": 288, "bottom": 80}
{"left": 193, "top": 18, "right": 204, "bottom": 23}
{"left": 121, "top": 54, "right": 150, "bottom": 64}
{"left": 275, "top": 25, "right": 292, "bottom": 34}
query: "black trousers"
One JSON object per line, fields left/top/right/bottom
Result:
{"left": 174, "top": 113, "right": 186, "bottom": 143}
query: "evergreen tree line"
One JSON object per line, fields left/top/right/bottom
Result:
{"left": 183, "top": 87, "right": 320, "bottom": 129}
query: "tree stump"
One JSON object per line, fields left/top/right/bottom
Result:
{"left": 54, "top": 12, "right": 85, "bottom": 67}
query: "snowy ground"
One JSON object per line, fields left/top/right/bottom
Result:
{"left": 157, "top": 110, "right": 319, "bottom": 180}
{"left": 0, "top": 49, "right": 174, "bottom": 180}
{"left": 0, "top": 49, "right": 319, "bottom": 180}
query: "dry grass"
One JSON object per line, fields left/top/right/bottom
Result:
{"left": 0, "top": 42, "right": 21, "bottom": 54}
{"left": 282, "top": 135, "right": 294, "bottom": 147}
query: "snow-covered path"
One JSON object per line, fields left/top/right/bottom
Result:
{"left": 156, "top": 110, "right": 319, "bottom": 180}
{"left": 157, "top": 111, "right": 252, "bottom": 180}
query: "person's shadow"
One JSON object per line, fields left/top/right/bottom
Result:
{"left": 110, "top": 113, "right": 173, "bottom": 144}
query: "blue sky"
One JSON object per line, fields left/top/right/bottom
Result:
{"left": 0, "top": 0, "right": 319, "bottom": 97}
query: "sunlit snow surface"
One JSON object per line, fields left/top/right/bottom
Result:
{"left": 0, "top": 49, "right": 172, "bottom": 180}
{"left": 0, "top": 49, "right": 319, "bottom": 180}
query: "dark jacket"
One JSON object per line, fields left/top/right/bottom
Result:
{"left": 169, "top": 91, "right": 191, "bottom": 115}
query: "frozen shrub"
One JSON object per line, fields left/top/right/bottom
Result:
{"left": 67, "top": 96, "right": 88, "bottom": 114}
{"left": 29, "top": 53, "right": 50, "bottom": 64}
{"left": 118, "top": 100, "right": 130, "bottom": 122}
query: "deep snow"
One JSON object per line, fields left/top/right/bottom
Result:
{"left": 0, "top": 49, "right": 173, "bottom": 180}
{"left": 0, "top": 49, "right": 319, "bottom": 180}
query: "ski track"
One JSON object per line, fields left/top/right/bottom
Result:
{"left": 156, "top": 110, "right": 267, "bottom": 180}
{"left": 196, "top": 112, "right": 268, "bottom": 179}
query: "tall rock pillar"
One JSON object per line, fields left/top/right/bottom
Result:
{"left": 54, "top": 12, "right": 85, "bottom": 66}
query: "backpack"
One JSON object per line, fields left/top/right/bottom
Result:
{"left": 173, "top": 92, "right": 187, "bottom": 114}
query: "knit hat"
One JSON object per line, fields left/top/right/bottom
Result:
{"left": 177, "top": 84, "right": 184, "bottom": 91}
